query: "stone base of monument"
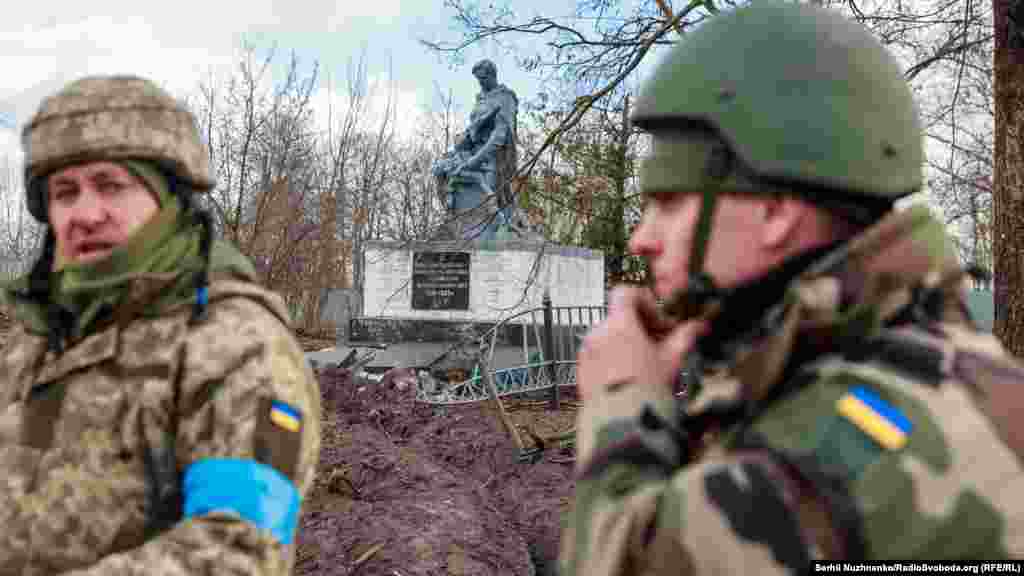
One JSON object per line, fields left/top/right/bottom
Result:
{"left": 345, "top": 239, "right": 605, "bottom": 372}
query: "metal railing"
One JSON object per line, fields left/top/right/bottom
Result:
{"left": 417, "top": 296, "right": 607, "bottom": 405}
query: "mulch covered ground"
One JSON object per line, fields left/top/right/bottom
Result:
{"left": 296, "top": 364, "right": 578, "bottom": 576}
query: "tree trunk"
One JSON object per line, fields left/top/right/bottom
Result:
{"left": 993, "top": 0, "right": 1024, "bottom": 357}
{"left": 608, "top": 95, "right": 630, "bottom": 286}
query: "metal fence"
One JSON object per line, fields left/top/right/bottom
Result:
{"left": 417, "top": 295, "right": 607, "bottom": 405}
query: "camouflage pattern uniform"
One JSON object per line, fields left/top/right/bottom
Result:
{"left": 561, "top": 4, "right": 1024, "bottom": 574}
{"left": 0, "top": 76, "right": 321, "bottom": 575}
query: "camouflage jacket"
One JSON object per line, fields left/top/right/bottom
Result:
{"left": 561, "top": 206, "right": 1024, "bottom": 575}
{"left": 0, "top": 276, "right": 321, "bottom": 575}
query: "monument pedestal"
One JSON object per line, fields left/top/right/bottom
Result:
{"left": 350, "top": 239, "right": 605, "bottom": 371}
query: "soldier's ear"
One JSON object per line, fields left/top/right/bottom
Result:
{"left": 758, "top": 195, "right": 805, "bottom": 251}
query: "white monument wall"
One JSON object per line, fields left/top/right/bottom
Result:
{"left": 362, "top": 241, "right": 605, "bottom": 323}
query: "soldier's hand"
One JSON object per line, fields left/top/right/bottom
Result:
{"left": 577, "top": 286, "right": 707, "bottom": 401}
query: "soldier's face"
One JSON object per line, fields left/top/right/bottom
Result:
{"left": 629, "top": 191, "right": 776, "bottom": 298}
{"left": 47, "top": 161, "right": 160, "bottom": 266}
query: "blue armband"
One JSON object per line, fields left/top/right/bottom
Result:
{"left": 183, "top": 458, "right": 300, "bottom": 545}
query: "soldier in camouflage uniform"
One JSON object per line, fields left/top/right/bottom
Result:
{"left": 0, "top": 75, "right": 321, "bottom": 575}
{"left": 561, "top": 3, "right": 1024, "bottom": 574}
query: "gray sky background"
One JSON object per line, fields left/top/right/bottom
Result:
{"left": 0, "top": 0, "right": 948, "bottom": 216}
{"left": 0, "top": 0, "right": 647, "bottom": 162}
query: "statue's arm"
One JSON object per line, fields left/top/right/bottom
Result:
{"left": 457, "top": 103, "right": 500, "bottom": 152}
{"left": 464, "top": 98, "right": 512, "bottom": 169}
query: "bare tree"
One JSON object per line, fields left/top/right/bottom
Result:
{"left": 318, "top": 52, "right": 372, "bottom": 283}
{"left": 309, "top": 51, "right": 400, "bottom": 326}
{"left": 384, "top": 140, "right": 447, "bottom": 241}
{"left": 0, "top": 156, "right": 42, "bottom": 282}
{"left": 348, "top": 83, "right": 397, "bottom": 304}
{"left": 510, "top": 90, "right": 647, "bottom": 284}
{"left": 424, "top": 0, "right": 998, "bottom": 270}
{"left": 190, "top": 43, "right": 323, "bottom": 320}
{"left": 993, "top": 0, "right": 1024, "bottom": 355}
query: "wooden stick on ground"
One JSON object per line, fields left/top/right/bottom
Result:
{"left": 352, "top": 541, "right": 386, "bottom": 571}
{"left": 483, "top": 365, "right": 526, "bottom": 452}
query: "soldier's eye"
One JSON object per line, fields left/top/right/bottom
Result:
{"left": 98, "top": 180, "right": 126, "bottom": 195}
{"left": 52, "top": 187, "right": 76, "bottom": 203}
{"left": 643, "top": 191, "right": 675, "bottom": 207}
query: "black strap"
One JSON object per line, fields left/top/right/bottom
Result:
{"left": 190, "top": 210, "right": 213, "bottom": 325}
{"left": 164, "top": 169, "right": 212, "bottom": 325}
{"left": 142, "top": 437, "right": 183, "bottom": 538}
{"left": 143, "top": 340, "right": 188, "bottom": 537}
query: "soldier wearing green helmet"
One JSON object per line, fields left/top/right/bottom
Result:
{"left": 563, "top": 3, "right": 1024, "bottom": 573}
{"left": 0, "top": 75, "right": 320, "bottom": 574}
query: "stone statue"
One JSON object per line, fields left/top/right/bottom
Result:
{"left": 433, "top": 60, "right": 540, "bottom": 242}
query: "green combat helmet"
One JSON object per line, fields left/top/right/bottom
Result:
{"left": 21, "top": 75, "right": 215, "bottom": 222}
{"left": 631, "top": 1, "right": 924, "bottom": 320}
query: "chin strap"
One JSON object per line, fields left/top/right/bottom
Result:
{"left": 190, "top": 209, "right": 213, "bottom": 325}
{"left": 166, "top": 172, "right": 213, "bottom": 326}
{"left": 661, "top": 144, "right": 730, "bottom": 323}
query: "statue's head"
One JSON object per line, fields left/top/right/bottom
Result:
{"left": 471, "top": 60, "right": 498, "bottom": 91}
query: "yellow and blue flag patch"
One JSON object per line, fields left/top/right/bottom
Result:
{"left": 255, "top": 398, "right": 303, "bottom": 481}
{"left": 836, "top": 386, "right": 912, "bottom": 451}
{"left": 269, "top": 400, "right": 302, "bottom": 433}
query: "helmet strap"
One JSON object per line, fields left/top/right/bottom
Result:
{"left": 689, "top": 186, "right": 717, "bottom": 279}
{"left": 165, "top": 172, "right": 213, "bottom": 325}
{"left": 681, "top": 187, "right": 722, "bottom": 317}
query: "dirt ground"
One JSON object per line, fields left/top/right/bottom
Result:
{"left": 296, "top": 363, "right": 579, "bottom": 576}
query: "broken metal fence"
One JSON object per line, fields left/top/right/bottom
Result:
{"left": 416, "top": 296, "right": 607, "bottom": 406}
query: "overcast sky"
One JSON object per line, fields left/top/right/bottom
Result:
{"left": 0, "top": 0, "right": 940, "bottom": 216}
{"left": 0, "top": 0, "right": 610, "bottom": 164}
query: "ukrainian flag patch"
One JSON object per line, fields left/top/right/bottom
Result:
{"left": 269, "top": 400, "right": 302, "bottom": 433}
{"left": 836, "top": 386, "right": 912, "bottom": 451}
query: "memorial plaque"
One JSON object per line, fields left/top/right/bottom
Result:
{"left": 411, "top": 251, "right": 471, "bottom": 310}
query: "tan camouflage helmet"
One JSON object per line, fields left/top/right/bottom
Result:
{"left": 21, "top": 75, "right": 215, "bottom": 222}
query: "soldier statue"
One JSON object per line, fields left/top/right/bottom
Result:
{"left": 433, "top": 59, "right": 530, "bottom": 241}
